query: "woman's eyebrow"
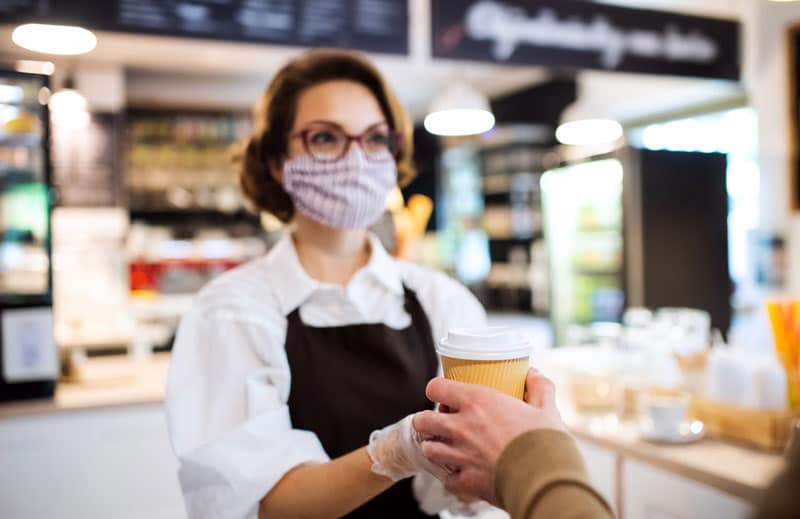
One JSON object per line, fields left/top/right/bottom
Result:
{"left": 365, "top": 121, "right": 390, "bottom": 131}
{"left": 300, "top": 120, "right": 389, "bottom": 132}
{"left": 301, "top": 119, "right": 344, "bottom": 130}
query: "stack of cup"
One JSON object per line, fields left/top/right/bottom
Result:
{"left": 437, "top": 327, "right": 531, "bottom": 399}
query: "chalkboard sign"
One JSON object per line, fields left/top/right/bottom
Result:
{"left": 0, "top": 0, "right": 408, "bottom": 56}
{"left": 790, "top": 23, "right": 800, "bottom": 212}
{"left": 431, "top": 0, "right": 740, "bottom": 80}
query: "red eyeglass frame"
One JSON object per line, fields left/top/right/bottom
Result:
{"left": 289, "top": 127, "right": 403, "bottom": 162}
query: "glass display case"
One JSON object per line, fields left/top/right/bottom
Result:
{"left": 541, "top": 159, "right": 625, "bottom": 346}
{"left": 0, "top": 69, "right": 57, "bottom": 401}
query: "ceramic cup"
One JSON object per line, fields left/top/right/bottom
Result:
{"left": 640, "top": 389, "right": 690, "bottom": 437}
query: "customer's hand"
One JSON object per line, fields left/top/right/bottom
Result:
{"left": 412, "top": 369, "right": 566, "bottom": 503}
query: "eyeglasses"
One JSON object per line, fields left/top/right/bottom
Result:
{"left": 290, "top": 126, "right": 400, "bottom": 163}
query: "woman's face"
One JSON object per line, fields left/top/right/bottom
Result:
{"left": 287, "top": 80, "right": 389, "bottom": 161}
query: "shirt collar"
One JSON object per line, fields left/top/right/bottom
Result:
{"left": 364, "top": 232, "right": 405, "bottom": 296}
{"left": 265, "top": 230, "right": 404, "bottom": 316}
{"left": 265, "top": 231, "right": 319, "bottom": 316}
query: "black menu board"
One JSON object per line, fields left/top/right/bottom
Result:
{"left": 431, "top": 0, "right": 740, "bottom": 80}
{"left": 0, "top": 0, "right": 408, "bottom": 55}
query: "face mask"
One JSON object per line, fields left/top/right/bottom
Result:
{"left": 282, "top": 147, "right": 397, "bottom": 230}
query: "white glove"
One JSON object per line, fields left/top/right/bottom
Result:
{"left": 413, "top": 471, "right": 496, "bottom": 517}
{"left": 367, "top": 413, "right": 446, "bottom": 481}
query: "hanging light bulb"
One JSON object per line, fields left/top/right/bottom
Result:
{"left": 555, "top": 92, "right": 624, "bottom": 147}
{"left": 555, "top": 119, "right": 623, "bottom": 146}
{"left": 12, "top": 24, "right": 97, "bottom": 55}
{"left": 50, "top": 78, "right": 89, "bottom": 129}
{"left": 15, "top": 60, "right": 56, "bottom": 76}
{"left": 424, "top": 82, "right": 495, "bottom": 136}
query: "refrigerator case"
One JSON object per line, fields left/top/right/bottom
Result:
{"left": 541, "top": 149, "right": 731, "bottom": 347}
{"left": 541, "top": 159, "right": 625, "bottom": 346}
{"left": 0, "top": 70, "right": 57, "bottom": 401}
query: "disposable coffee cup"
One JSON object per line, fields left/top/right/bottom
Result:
{"left": 437, "top": 327, "right": 531, "bottom": 399}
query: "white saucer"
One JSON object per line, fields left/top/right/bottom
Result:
{"left": 639, "top": 420, "right": 706, "bottom": 444}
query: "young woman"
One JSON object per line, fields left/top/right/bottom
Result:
{"left": 165, "top": 49, "right": 487, "bottom": 518}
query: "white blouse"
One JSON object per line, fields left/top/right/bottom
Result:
{"left": 165, "top": 231, "right": 487, "bottom": 519}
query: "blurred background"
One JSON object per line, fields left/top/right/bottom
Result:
{"left": 0, "top": 1, "right": 799, "bottom": 518}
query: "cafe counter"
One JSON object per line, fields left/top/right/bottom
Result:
{"left": 0, "top": 351, "right": 787, "bottom": 519}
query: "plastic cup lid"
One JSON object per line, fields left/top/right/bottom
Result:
{"left": 437, "top": 327, "right": 531, "bottom": 361}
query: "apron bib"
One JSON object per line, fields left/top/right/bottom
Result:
{"left": 285, "top": 285, "right": 438, "bottom": 518}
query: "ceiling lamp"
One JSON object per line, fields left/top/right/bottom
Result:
{"left": 424, "top": 83, "right": 495, "bottom": 136}
{"left": 555, "top": 119, "right": 623, "bottom": 146}
{"left": 12, "top": 24, "right": 97, "bottom": 55}
{"left": 50, "top": 78, "right": 89, "bottom": 128}
{"left": 15, "top": 60, "right": 56, "bottom": 76}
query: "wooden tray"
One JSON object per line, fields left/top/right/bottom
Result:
{"left": 689, "top": 398, "right": 795, "bottom": 451}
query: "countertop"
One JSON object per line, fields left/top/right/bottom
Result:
{"left": 566, "top": 413, "right": 785, "bottom": 503}
{"left": 0, "top": 351, "right": 786, "bottom": 504}
{"left": 0, "top": 353, "right": 170, "bottom": 419}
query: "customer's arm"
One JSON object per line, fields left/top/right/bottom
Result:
{"left": 414, "top": 370, "right": 614, "bottom": 519}
{"left": 752, "top": 436, "right": 800, "bottom": 519}
{"left": 494, "top": 429, "right": 613, "bottom": 519}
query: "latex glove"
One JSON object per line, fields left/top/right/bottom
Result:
{"left": 367, "top": 413, "right": 446, "bottom": 481}
{"left": 413, "top": 472, "right": 495, "bottom": 517}
{"left": 447, "top": 499, "right": 497, "bottom": 517}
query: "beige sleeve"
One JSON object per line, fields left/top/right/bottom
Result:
{"left": 494, "top": 429, "right": 615, "bottom": 519}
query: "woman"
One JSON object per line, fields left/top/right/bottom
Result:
{"left": 165, "top": 49, "right": 487, "bottom": 518}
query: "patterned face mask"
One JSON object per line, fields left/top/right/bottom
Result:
{"left": 282, "top": 147, "right": 397, "bottom": 230}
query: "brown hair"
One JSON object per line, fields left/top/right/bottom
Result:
{"left": 237, "top": 49, "right": 416, "bottom": 222}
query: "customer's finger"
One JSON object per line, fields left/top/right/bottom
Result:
{"left": 425, "top": 377, "right": 468, "bottom": 410}
{"left": 444, "top": 467, "right": 492, "bottom": 504}
{"left": 420, "top": 439, "right": 470, "bottom": 469}
{"left": 412, "top": 410, "right": 455, "bottom": 440}
{"left": 523, "top": 369, "right": 556, "bottom": 409}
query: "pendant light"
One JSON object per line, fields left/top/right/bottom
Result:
{"left": 556, "top": 94, "right": 623, "bottom": 147}
{"left": 50, "top": 77, "right": 89, "bottom": 129}
{"left": 12, "top": 23, "right": 97, "bottom": 56}
{"left": 15, "top": 60, "right": 56, "bottom": 76}
{"left": 555, "top": 119, "right": 623, "bottom": 146}
{"left": 424, "top": 82, "right": 495, "bottom": 136}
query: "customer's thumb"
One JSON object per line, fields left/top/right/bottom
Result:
{"left": 524, "top": 369, "right": 557, "bottom": 409}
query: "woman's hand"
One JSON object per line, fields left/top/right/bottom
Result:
{"left": 412, "top": 369, "right": 566, "bottom": 504}
{"left": 367, "top": 414, "right": 447, "bottom": 481}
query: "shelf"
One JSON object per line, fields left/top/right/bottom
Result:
{"left": 129, "top": 137, "right": 238, "bottom": 147}
{"left": 575, "top": 227, "right": 620, "bottom": 234}
{"left": 572, "top": 267, "right": 622, "bottom": 276}
{"left": 484, "top": 282, "right": 532, "bottom": 290}
{"left": 129, "top": 208, "right": 259, "bottom": 226}
{"left": 0, "top": 168, "right": 39, "bottom": 184}
{"left": 0, "top": 293, "right": 52, "bottom": 308}
{"left": 0, "top": 133, "right": 41, "bottom": 148}
{"left": 487, "top": 234, "right": 542, "bottom": 243}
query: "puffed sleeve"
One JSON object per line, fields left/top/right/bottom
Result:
{"left": 165, "top": 301, "right": 329, "bottom": 519}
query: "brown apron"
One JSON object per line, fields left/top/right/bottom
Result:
{"left": 286, "top": 285, "right": 438, "bottom": 518}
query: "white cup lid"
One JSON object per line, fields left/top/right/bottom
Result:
{"left": 438, "top": 327, "right": 531, "bottom": 361}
